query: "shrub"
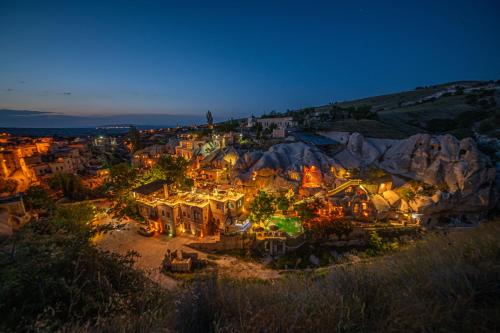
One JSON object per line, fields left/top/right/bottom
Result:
{"left": 425, "top": 118, "right": 458, "bottom": 133}
{"left": 0, "top": 178, "right": 17, "bottom": 195}
{"left": 0, "top": 204, "right": 161, "bottom": 332}
{"left": 170, "top": 221, "right": 500, "bottom": 332}
{"left": 24, "top": 185, "right": 54, "bottom": 211}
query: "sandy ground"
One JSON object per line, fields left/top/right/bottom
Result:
{"left": 94, "top": 216, "right": 279, "bottom": 289}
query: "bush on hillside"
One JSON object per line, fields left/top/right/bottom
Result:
{"left": 172, "top": 221, "right": 500, "bottom": 332}
{"left": 0, "top": 203, "right": 161, "bottom": 332}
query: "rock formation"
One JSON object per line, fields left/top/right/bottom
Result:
{"left": 236, "top": 142, "right": 342, "bottom": 176}
{"left": 239, "top": 131, "right": 497, "bottom": 215}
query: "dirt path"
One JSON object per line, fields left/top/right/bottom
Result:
{"left": 94, "top": 217, "right": 279, "bottom": 288}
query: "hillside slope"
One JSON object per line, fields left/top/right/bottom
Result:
{"left": 292, "top": 80, "right": 500, "bottom": 139}
{"left": 76, "top": 219, "right": 499, "bottom": 332}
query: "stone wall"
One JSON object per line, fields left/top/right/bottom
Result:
{"left": 188, "top": 234, "right": 255, "bottom": 252}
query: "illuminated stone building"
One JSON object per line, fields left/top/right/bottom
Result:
{"left": 133, "top": 180, "right": 245, "bottom": 237}
{"left": 175, "top": 139, "right": 206, "bottom": 160}
{"left": 132, "top": 144, "right": 170, "bottom": 168}
{"left": 0, "top": 136, "right": 89, "bottom": 191}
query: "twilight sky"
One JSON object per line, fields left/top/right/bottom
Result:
{"left": 1, "top": 0, "right": 500, "bottom": 127}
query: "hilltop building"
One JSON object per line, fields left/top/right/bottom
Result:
{"left": 246, "top": 116, "right": 297, "bottom": 130}
{"left": 175, "top": 138, "right": 206, "bottom": 160}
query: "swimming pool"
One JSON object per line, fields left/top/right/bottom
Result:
{"left": 268, "top": 216, "right": 302, "bottom": 236}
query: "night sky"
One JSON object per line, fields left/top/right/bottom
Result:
{"left": 1, "top": 0, "right": 500, "bottom": 127}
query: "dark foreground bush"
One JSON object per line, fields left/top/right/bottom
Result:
{"left": 0, "top": 204, "right": 172, "bottom": 332}
{"left": 173, "top": 222, "right": 500, "bottom": 333}
{"left": 3, "top": 210, "right": 500, "bottom": 332}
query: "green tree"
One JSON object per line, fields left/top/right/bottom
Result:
{"left": 105, "top": 163, "right": 144, "bottom": 221}
{"left": 351, "top": 105, "right": 378, "bottom": 121}
{"left": 24, "top": 185, "right": 54, "bottom": 212}
{"left": 49, "top": 173, "right": 86, "bottom": 200}
{"left": 0, "top": 203, "right": 148, "bottom": 331}
{"left": 142, "top": 155, "right": 191, "bottom": 189}
{"left": 108, "top": 194, "right": 144, "bottom": 222}
{"left": 330, "top": 218, "right": 353, "bottom": 240}
{"left": 294, "top": 199, "right": 321, "bottom": 225}
{"left": 250, "top": 190, "right": 276, "bottom": 227}
{"left": 51, "top": 203, "right": 97, "bottom": 237}
{"left": 254, "top": 122, "right": 263, "bottom": 139}
{"left": 396, "top": 186, "right": 417, "bottom": 203}
{"left": 0, "top": 178, "right": 17, "bottom": 195}
{"left": 276, "top": 195, "right": 290, "bottom": 214}
{"left": 107, "top": 163, "right": 138, "bottom": 194}
{"left": 216, "top": 118, "right": 239, "bottom": 132}
{"left": 368, "top": 230, "right": 384, "bottom": 254}
{"left": 129, "top": 125, "right": 141, "bottom": 152}
{"left": 366, "top": 230, "right": 399, "bottom": 255}
{"left": 206, "top": 110, "right": 214, "bottom": 129}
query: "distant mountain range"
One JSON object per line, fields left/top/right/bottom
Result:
{"left": 0, "top": 109, "right": 205, "bottom": 128}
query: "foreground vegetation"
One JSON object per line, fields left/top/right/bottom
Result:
{"left": 1, "top": 206, "right": 499, "bottom": 332}
{"left": 169, "top": 222, "right": 500, "bottom": 333}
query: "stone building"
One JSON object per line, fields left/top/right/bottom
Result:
{"left": 133, "top": 180, "right": 245, "bottom": 237}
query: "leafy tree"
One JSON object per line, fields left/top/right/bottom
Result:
{"left": 0, "top": 203, "right": 149, "bottom": 331}
{"left": 107, "top": 163, "right": 138, "bottom": 194}
{"left": 206, "top": 110, "right": 214, "bottom": 128}
{"left": 254, "top": 122, "right": 263, "bottom": 139}
{"left": 363, "top": 167, "right": 388, "bottom": 183}
{"left": 49, "top": 173, "right": 87, "bottom": 200}
{"left": 330, "top": 218, "right": 353, "bottom": 240}
{"left": 24, "top": 185, "right": 54, "bottom": 212}
{"left": 108, "top": 194, "right": 144, "bottom": 222}
{"left": 276, "top": 195, "right": 290, "bottom": 214}
{"left": 216, "top": 118, "right": 239, "bottom": 132}
{"left": 0, "top": 178, "right": 17, "bottom": 195}
{"left": 129, "top": 125, "right": 141, "bottom": 152}
{"left": 180, "top": 176, "right": 194, "bottom": 191}
{"left": 305, "top": 217, "right": 352, "bottom": 240}
{"left": 351, "top": 105, "right": 378, "bottom": 121}
{"left": 294, "top": 199, "right": 321, "bottom": 225}
{"left": 366, "top": 230, "right": 398, "bottom": 256}
{"left": 367, "top": 230, "right": 385, "bottom": 255}
{"left": 142, "top": 155, "right": 191, "bottom": 189}
{"left": 250, "top": 190, "right": 276, "bottom": 227}
{"left": 50, "top": 203, "right": 97, "bottom": 237}
{"left": 455, "top": 86, "right": 464, "bottom": 95}
{"left": 105, "top": 163, "right": 144, "bottom": 221}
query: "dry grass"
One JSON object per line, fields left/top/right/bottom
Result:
{"left": 68, "top": 221, "right": 500, "bottom": 332}
{"left": 172, "top": 222, "right": 500, "bottom": 333}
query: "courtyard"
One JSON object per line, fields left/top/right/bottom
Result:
{"left": 93, "top": 215, "right": 279, "bottom": 288}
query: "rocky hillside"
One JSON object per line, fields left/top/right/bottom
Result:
{"left": 236, "top": 142, "right": 339, "bottom": 175}
{"left": 326, "top": 132, "right": 497, "bottom": 214}
{"left": 237, "top": 132, "right": 498, "bottom": 216}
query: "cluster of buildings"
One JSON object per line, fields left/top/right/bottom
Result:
{"left": 247, "top": 116, "right": 296, "bottom": 138}
{"left": 129, "top": 115, "right": 418, "bottom": 246}
{"left": 0, "top": 133, "right": 114, "bottom": 194}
